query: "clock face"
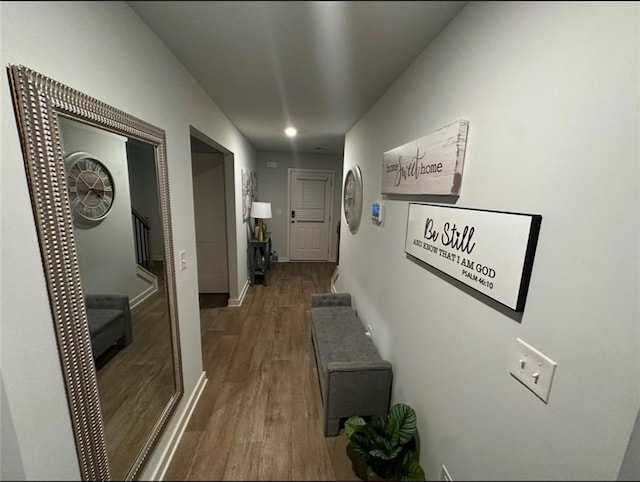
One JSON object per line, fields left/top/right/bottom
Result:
{"left": 343, "top": 165, "right": 363, "bottom": 234}
{"left": 66, "top": 152, "right": 115, "bottom": 223}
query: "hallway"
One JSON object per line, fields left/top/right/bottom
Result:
{"left": 165, "top": 262, "right": 359, "bottom": 480}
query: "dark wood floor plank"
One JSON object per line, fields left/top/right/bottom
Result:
{"left": 291, "top": 418, "right": 337, "bottom": 480}
{"left": 163, "top": 431, "right": 204, "bottom": 481}
{"left": 258, "top": 422, "right": 292, "bottom": 481}
{"left": 95, "top": 262, "right": 176, "bottom": 480}
{"left": 187, "top": 381, "right": 245, "bottom": 480}
{"left": 165, "top": 262, "right": 359, "bottom": 481}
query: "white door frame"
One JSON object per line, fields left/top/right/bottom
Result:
{"left": 189, "top": 127, "right": 239, "bottom": 302}
{"left": 287, "top": 168, "right": 335, "bottom": 262}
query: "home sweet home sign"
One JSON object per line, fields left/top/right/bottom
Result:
{"left": 381, "top": 120, "right": 469, "bottom": 195}
{"left": 405, "top": 203, "right": 542, "bottom": 311}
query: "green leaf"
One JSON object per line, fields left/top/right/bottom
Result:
{"left": 370, "top": 446, "right": 402, "bottom": 461}
{"left": 398, "top": 450, "right": 426, "bottom": 481}
{"left": 370, "top": 433, "right": 388, "bottom": 453}
{"left": 369, "top": 415, "right": 387, "bottom": 434}
{"left": 347, "top": 404, "right": 423, "bottom": 480}
{"left": 387, "top": 415, "right": 400, "bottom": 448}
{"left": 401, "top": 459, "right": 426, "bottom": 481}
{"left": 389, "top": 403, "right": 417, "bottom": 445}
{"left": 345, "top": 416, "right": 366, "bottom": 439}
{"left": 350, "top": 431, "right": 375, "bottom": 459}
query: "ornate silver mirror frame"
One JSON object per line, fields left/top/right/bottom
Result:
{"left": 7, "top": 64, "right": 184, "bottom": 480}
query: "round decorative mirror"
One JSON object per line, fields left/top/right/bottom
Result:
{"left": 343, "top": 165, "right": 363, "bottom": 234}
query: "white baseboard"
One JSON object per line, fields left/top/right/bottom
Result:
{"left": 279, "top": 257, "right": 336, "bottom": 263}
{"left": 152, "top": 371, "right": 208, "bottom": 481}
{"left": 330, "top": 266, "right": 339, "bottom": 293}
{"left": 228, "top": 279, "right": 250, "bottom": 307}
{"left": 131, "top": 266, "right": 159, "bottom": 309}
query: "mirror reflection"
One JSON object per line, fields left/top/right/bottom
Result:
{"left": 59, "top": 117, "right": 175, "bottom": 479}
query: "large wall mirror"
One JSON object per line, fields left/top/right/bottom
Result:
{"left": 7, "top": 64, "right": 184, "bottom": 480}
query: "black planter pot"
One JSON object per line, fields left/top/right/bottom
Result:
{"left": 346, "top": 443, "right": 369, "bottom": 481}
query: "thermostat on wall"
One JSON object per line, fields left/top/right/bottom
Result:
{"left": 372, "top": 201, "right": 383, "bottom": 225}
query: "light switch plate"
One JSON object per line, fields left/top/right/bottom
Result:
{"left": 510, "top": 338, "right": 557, "bottom": 403}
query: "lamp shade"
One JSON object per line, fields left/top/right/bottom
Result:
{"left": 251, "top": 201, "right": 272, "bottom": 219}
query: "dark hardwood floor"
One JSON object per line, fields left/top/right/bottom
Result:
{"left": 96, "top": 260, "right": 175, "bottom": 480}
{"left": 199, "top": 292, "right": 229, "bottom": 309}
{"left": 164, "top": 261, "right": 359, "bottom": 481}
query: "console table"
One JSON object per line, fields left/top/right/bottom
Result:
{"left": 248, "top": 234, "right": 271, "bottom": 285}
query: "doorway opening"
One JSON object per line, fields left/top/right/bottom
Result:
{"left": 190, "top": 132, "right": 234, "bottom": 307}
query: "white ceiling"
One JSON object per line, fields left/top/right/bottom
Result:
{"left": 127, "top": 1, "right": 467, "bottom": 154}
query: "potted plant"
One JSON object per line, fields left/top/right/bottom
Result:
{"left": 345, "top": 403, "right": 426, "bottom": 481}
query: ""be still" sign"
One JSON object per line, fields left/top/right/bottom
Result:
{"left": 405, "top": 203, "right": 542, "bottom": 311}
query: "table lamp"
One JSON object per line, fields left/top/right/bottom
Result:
{"left": 251, "top": 201, "right": 272, "bottom": 241}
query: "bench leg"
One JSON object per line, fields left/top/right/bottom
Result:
{"left": 324, "top": 417, "right": 340, "bottom": 436}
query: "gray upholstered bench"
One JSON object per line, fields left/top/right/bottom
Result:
{"left": 85, "top": 294, "right": 133, "bottom": 360}
{"left": 310, "top": 292, "right": 393, "bottom": 436}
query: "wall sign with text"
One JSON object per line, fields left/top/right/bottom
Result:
{"left": 382, "top": 119, "right": 469, "bottom": 195}
{"left": 405, "top": 203, "right": 542, "bottom": 311}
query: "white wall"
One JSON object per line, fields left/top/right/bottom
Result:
{"left": 337, "top": 2, "right": 639, "bottom": 480}
{"left": 127, "top": 140, "right": 164, "bottom": 263}
{"left": 256, "top": 151, "right": 344, "bottom": 261}
{"left": 1, "top": 1, "right": 256, "bottom": 479}
{"left": 60, "top": 118, "right": 149, "bottom": 302}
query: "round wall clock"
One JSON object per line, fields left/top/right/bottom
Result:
{"left": 343, "top": 165, "right": 363, "bottom": 234}
{"left": 65, "top": 151, "right": 115, "bottom": 224}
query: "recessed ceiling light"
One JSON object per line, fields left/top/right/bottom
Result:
{"left": 284, "top": 127, "right": 297, "bottom": 138}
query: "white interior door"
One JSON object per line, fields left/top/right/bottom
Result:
{"left": 192, "top": 152, "right": 229, "bottom": 292}
{"left": 289, "top": 170, "right": 333, "bottom": 261}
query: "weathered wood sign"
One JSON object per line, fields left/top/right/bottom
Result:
{"left": 382, "top": 120, "right": 469, "bottom": 195}
{"left": 405, "top": 203, "right": 542, "bottom": 311}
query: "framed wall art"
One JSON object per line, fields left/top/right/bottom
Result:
{"left": 405, "top": 203, "right": 542, "bottom": 311}
{"left": 382, "top": 119, "right": 469, "bottom": 196}
{"left": 241, "top": 168, "right": 258, "bottom": 222}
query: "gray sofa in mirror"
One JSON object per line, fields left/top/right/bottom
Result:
{"left": 85, "top": 294, "right": 133, "bottom": 360}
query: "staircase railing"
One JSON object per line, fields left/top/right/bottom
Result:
{"left": 132, "top": 206, "right": 151, "bottom": 270}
